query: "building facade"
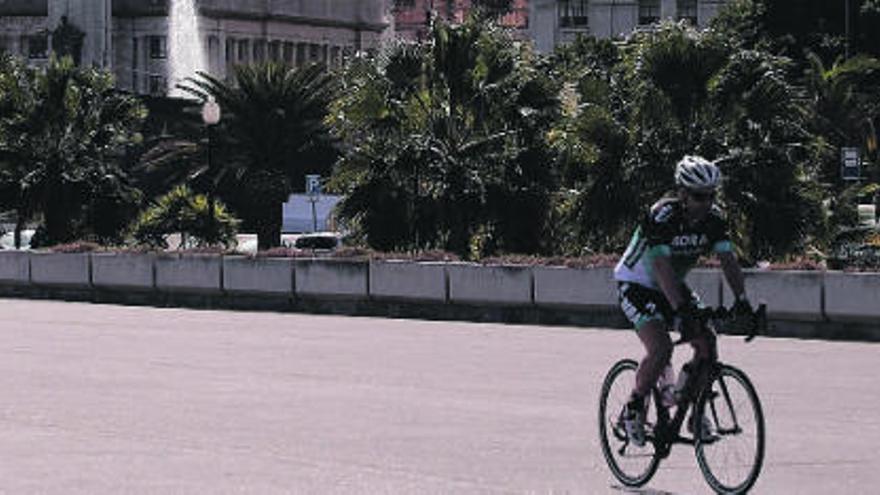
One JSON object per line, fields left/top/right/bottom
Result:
{"left": 0, "top": 0, "right": 391, "bottom": 95}
{"left": 529, "top": 0, "right": 729, "bottom": 52}
{"left": 393, "top": 0, "right": 529, "bottom": 40}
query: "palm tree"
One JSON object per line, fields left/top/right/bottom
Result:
{"left": 0, "top": 54, "right": 32, "bottom": 248}
{"left": 178, "top": 62, "right": 338, "bottom": 250}
{"left": 805, "top": 53, "right": 880, "bottom": 181}
{"left": 333, "top": 17, "right": 559, "bottom": 257}
{"left": 558, "top": 23, "right": 826, "bottom": 260}
{"left": 0, "top": 56, "right": 145, "bottom": 246}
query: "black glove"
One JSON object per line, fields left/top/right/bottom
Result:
{"left": 674, "top": 302, "right": 700, "bottom": 340}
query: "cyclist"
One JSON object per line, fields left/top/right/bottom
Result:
{"left": 614, "top": 155, "right": 753, "bottom": 446}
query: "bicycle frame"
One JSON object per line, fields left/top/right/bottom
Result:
{"left": 648, "top": 303, "right": 767, "bottom": 458}
{"left": 649, "top": 361, "right": 724, "bottom": 458}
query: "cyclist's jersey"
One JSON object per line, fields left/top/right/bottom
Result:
{"left": 614, "top": 197, "right": 733, "bottom": 290}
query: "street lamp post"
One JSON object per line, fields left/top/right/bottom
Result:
{"left": 201, "top": 99, "right": 221, "bottom": 235}
{"left": 845, "top": 0, "right": 851, "bottom": 59}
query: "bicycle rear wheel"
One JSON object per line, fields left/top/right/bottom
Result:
{"left": 598, "top": 359, "right": 661, "bottom": 487}
{"left": 694, "top": 364, "right": 765, "bottom": 494}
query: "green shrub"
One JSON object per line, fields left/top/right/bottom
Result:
{"left": 131, "top": 186, "right": 240, "bottom": 249}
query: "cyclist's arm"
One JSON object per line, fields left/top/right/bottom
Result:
{"left": 651, "top": 252, "right": 688, "bottom": 310}
{"left": 719, "top": 251, "right": 747, "bottom": 301}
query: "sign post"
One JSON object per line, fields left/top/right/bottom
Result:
{"left": 306, "top": 174, "right": 321, "bottom": 232}
{"left": 841, "top": 147, "right": 861, "bottom": 181}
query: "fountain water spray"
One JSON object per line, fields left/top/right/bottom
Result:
{"left": 168, "top": 0, "right": 207, "bottom": 98}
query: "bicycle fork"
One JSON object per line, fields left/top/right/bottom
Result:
{"left": 704, "top": 370, "right": 743, "bottom": 437}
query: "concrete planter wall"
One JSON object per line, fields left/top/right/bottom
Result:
{"left": 30, "top": 252, "right": 91, "bottom": 287}
{"left": 91, "top": 253, "right": 155, "bottom": 290}
{"left": 369, "top": 261, "right": 446, "bottom": 302}
{"left": 723, "top": 269, "right": 824, "bottom": 321}
{"left": 294, "top": 259, "right": 368, "bottom": 299}
{"left": 5, "top": 251, "right": 880, "bottom": 334}
{"left": 223, "top": 257, "right": 293, "bottom": 295}
{"left": 0, "top": 251, "right": 30, "bottom": 284}
{"left": 533, "top": 266, "right": 616, "bottom": 308}
{"left": 155, "top": 254, "right": 222, "bottom": 294}
{"left": 824, "top": 272, "right": 880, "bottom": 322}
{"left": 448, "top": 264, "right": 532, "bottom": 305}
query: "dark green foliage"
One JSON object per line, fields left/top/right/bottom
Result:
{"left": 0, "top": 55, "right": 146, "bottom": 246}
{"left": 131, "top": 185, "right": 239, "bottom": 249}
{"left": 333, "top": 18, "right": 560, "bottom": 258}
{"left": 172, "top": 62, "right": 339, "bottom": 250}
{"left": 546, "top": 22, "right": 832, "bottom": 260}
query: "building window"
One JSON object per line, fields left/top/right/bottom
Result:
{"left": 639, "top": 0, "right": 661, "bottom": 25}
{"left": 149, "top": 74, "right": 166, "bottom": 96}
{"left": 269, "top": 41, "right": 281, "bottom": 62}
{"left": 677, "top": 0, "right": 698, "bottom": 24}
{"left": 295, "top": 43, "right": 306, "bottom": 67}
{"left": 149, "top": 36, "right": 167, "bottom": 59}
{"left": 226, "top": 38, "right": 235, "bottom": 63}
{"left": 238, "top": 39, "right": 249, "bottom": 62}
{"left": 206, "top": 36, "right": 219, "bottom": 71}
{"left": 132, "top": 38, "right": 139, "bottom": 92}
{"left": 283, "top": 42, "right": 294, "bottom": 64}
{"left": 253, "top": 39, "right": 266, "bottom": 62}
{"left": 309, "top": 43, "right": 319, "bottom": 62}
{"left": 27, "top": 34, "right": 49, "bottom": 59}
{"left": 559, "top": 0, "right": 589, "bottom": 28}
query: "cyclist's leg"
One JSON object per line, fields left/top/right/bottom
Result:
{"left": 687, "top": 284, "right": 717, "bottom": 385}
{"left": 634, "top": 320, "right": 673, "bottom": 399}
{"left": 682, "top": 286, "right": 719, "bottom": 436}
{"left": 688, "top": 326, "right": 717, "bottom": 395}
{"left": 686, "top": 327, "right": 718, "bottom": 437}
{"left": 618, "top": 283, "right": 675, "bottom": 445}
{"left": 617, "top": 283, "right": 674, "bottom": 401}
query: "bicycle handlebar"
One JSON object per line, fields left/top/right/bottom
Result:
{"left": 684, "top": 303, "right": 768, "bottom": 343}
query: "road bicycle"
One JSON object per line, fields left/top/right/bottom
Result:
{"left": 599, "top": 304, "right": 768, "bottom": 494}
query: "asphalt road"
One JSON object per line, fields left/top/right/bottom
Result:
{"left": 1, "top": 299, "right": 878, "bottom": 494}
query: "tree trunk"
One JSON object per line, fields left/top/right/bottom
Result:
{"left": 43, "top": 179, "right": 73, "bottom": 246}
{"left": 14, "top": 212, "right": 24, "bottom": 250}
{"left": 44, "top": 201, "right": 73, "bottom": 246}
{"left": 44, "top": 212, "right": 68, "bottom": 246}
{"left": 256, "top": 201, "right": 283, "bottom": 251}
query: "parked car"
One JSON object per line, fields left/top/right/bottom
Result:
{"left": 293, "top": 232, "right": 343, "bottom": 252}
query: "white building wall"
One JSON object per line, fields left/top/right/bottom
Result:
{"left": 49, "top": 0, "right": 113, "bottom": 68}
{"left": 698, "top": 0, "right": 728, "bottom": 26}
{"left": 590, "top": 1, "right": 638, "bottom": 39}
{"left": 660, "top": 0, "right": 676, "bottom": 20}
{"left": 530, "top": 0, "right": 730, "bottom": 52}
{"left": 3, "top": 0, "right": 391, "bottom": 95}
{"left": 0, "top": 16, "right": 50, "bottom": 64}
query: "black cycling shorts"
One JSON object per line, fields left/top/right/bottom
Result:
{"left": 617, "top": 282, "right": 702, "bottom": 331}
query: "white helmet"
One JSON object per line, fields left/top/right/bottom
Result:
{"left": 675, "top": 155, "right": 721, "bottom": 190}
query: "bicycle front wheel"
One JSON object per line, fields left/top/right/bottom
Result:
{"left": 598, "top": 359, "right": 661, "bottom": 488}
{"left": 694, "top": 364, "right": 765, "bottom": 494}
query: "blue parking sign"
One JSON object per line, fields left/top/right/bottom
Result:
{"left": 306, "top": 174, "right": 321, "bottom": 196}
